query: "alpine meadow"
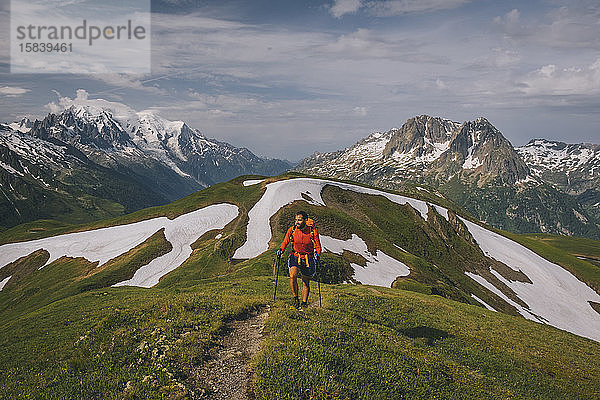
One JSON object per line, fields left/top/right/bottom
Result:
{"left": 2, "top": 1, "right": 600, "bottom": 399}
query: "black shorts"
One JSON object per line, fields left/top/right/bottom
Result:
{"left": 288, "top": 254, "right": 316, "bottom": 277}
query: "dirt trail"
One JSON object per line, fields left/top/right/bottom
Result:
{"left": 193, "top": 305, "right": 270, "bottom": 399}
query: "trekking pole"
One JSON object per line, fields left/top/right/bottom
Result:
{"left": 315, "top": 252, "right": 322, "bottom": 307}
{"left": 273, "top": 252, "right": 281, "bottom": 302}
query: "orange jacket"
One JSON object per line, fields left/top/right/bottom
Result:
{"left": 280, "top": 225, "right": 322, "bottom": 256}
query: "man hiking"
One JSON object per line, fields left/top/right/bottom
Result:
{"left": 277, "top": 211, "right": 322, "bottom": 309}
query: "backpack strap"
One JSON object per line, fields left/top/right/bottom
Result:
{"left": 306, "top": 218, "right": 315, "bottom": 241}
{"left": 308, "top": 220, "right": 316, "bottom": 253}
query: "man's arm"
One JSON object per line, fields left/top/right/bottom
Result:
{"left": 280, "top": 227, "right": 293, "bottom": 252}
{"left": 313, "top": 227, "right": 322, "bottom": 255}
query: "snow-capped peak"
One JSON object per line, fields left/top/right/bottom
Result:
{"left": 51, "top": 89, "right": 199, "bottom": 145}
{"left": 17, "top": 90, "right": 289, "bottom": 189}
{"left": 517, "top": 138, "right": 599, "bottom": 175}
{"left": 47, "top": 90, "right": 215, "bottom": 169}
{"left": 8, "top": 117, "right": 32, "bottom": 133}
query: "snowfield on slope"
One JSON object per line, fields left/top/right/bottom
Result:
{"left": 234, "top": 177, "right": 600, "bottom": 342}
{"left": 460, "top": 217, "right": 600, "bottom": 342}
{"left": 233, "top": 178, "right": 430, "bottom": 287}
{"left": 0, "top": 204, "right": 239, "bottom": 288}
{"left": 234, "top": 177, "right": 447, "bottom": 260}
{"left": 320, "top": 234, "right": 410, "bottom": 286}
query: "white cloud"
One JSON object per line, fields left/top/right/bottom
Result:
{"left": 90, "top": 74, "right": 167, "bottom": 96}
{"left": 45, "top": 89, "right": 88, "bottom": 113}
{"left": 0, "top": 86, "right": 30, "bottom": 96}
{"left": 44, "top": 89, "right": 142, "bottom": 117}
{"left": 520, "top": 58, "right": 600, "bottom": 96}
{"left": 330, "top": 0, "right": 363, "bottom": 18}
{"left": 494, "top": 5, "right": 600, "bottom": 50}
{"left": 328, "top": 0, "right": 471, "bottom": 18}
{"left": 365, "top": 0, "right": 471, "bottom": 16}
{"left": 493, "top": 9, "right": 523, "bottom": 35}
{"left": 435, "top": 78, "right": 447, "bottom": 89}
{"left": 318, "top": 28, "right": 423, "bottom": 60}
{"left": 353, "top": 106, "right": 368, "bottom": 116}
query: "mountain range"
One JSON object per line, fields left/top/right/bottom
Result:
{"left": 296, "top": 115, "right": 600, "bottom": 239}
{"left": 0, "top": 98, "right": 291, "bottom": 230}
{"left": 3, "top": 104, "right": 599, "bottom": 242}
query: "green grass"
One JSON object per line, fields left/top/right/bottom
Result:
{"left": 254, "top": 285, "right": 600, "bottom": 400}
{"left": 521, "top": 233, "right": 600, "bottom": 259}
{"left": 2, "top": 267, "right": 599, "bottom": 400}
{"left": 2, "top": 174, "right": 600, "bottom": 399}
{"left": 0, "top": 278, "right": 270, "bottom": 399}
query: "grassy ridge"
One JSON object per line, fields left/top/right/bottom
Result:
{"left": 2, "top": 174, "right": 600, "bottom": 399}
{"left": 523, "top": 233, "right": 600, "bottom": 260}
{"left": 0, "top": 175, "right": 266, "bottom": 246}
{"left": 2, "top": 270, "right": 599, "bottom": 399}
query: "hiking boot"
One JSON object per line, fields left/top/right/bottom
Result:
{"left": 293, "top": 297, "right": 300, "bottom": 309}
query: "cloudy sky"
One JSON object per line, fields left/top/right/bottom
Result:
{"left": 1, "top": 0, "right": 599, "bottom": 159}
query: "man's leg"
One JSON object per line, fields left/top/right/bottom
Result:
{"left": 289, "top": 266, "right": 299, "bottom": 299}
{"left": 301, "top": 275, "right": 311, "bottom": 303}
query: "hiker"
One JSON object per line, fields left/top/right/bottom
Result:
{"left": 277, "top": 211, "right": 321, "bottom": 308}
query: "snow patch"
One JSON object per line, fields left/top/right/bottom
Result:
{"left": 462, "top": 153, "right": 483, "bottom": 170}
{"left": 0, "top": 276, "right": 11, "bottom": 291}
{"left": 461, "top": 218, "right": 600, "bottom": 342}
{"left": 516, "top": 140, "right": 599, "bottom": 176}
{"left": 433, "top": 205, "right": 449, "bottom": 220}
{"left": 465, "top": 271, "right": 539, "bottom": 322}
{"left": 345, "top": 131, "right": 391, "bottom": 160}
{"left": 320, "top": 234, "right": 410, "bottom": 287}
{"left": 573, "top": 209, "right": 588, "bottom": 223}
{"left": 0, "top": 204, "right": 239, "bottom": 288}
{"left": 423, "top": 137, "right": 451, "bottom": 162}
{"left": 243, "top": 179, "right": 265, "bottom": 186}
{"left": 233, "top": 178, "right": 445, "bottom": 259}
{"left": 393, "top": 243, "right": 408, "bottom": 253}
{"left": 7, "top": 118, "right": 31, "bottom": 133}
{"left": 471, "top": 294, "right": 497, "bottom": 312}
{"left": 0, "top": 161, "right": 24, "bottom": 177}
{"left": 515, "top": 175, "right": 538, "bottom": 185}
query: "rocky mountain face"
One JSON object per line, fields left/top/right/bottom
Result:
{"left": 0, "top": 122, "right": 169, "bottom": 229}
{"left": 298, "top": 115, "right": 529, "bottom": 187}
{"left": 28, "top": 103, "right": 290, "bottom": 189}
{"left": 517, "top": 139, "right": 600, "bottom": 219}
{"left": 297, "top": 115, "right": 600, "bottom": 239}
{"left": 0, "top": 100, "right": 291, "bottom": 230}
{"left": 517, "top": 139, "right": 600, "bottom": 192}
